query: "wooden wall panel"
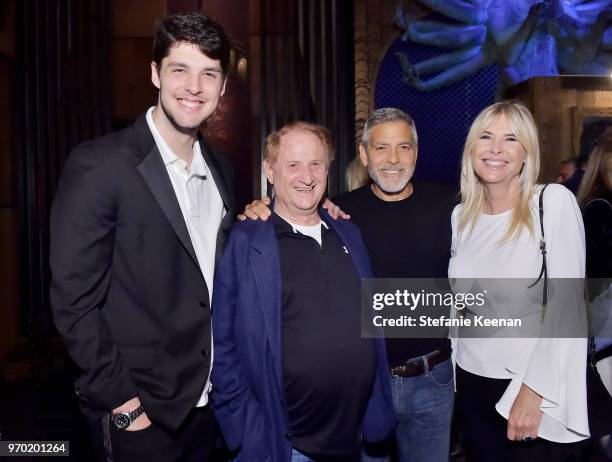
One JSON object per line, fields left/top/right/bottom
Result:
{"left": 506, "top": 76, "right": 612, "bottom": 183}
{"left": 353, "top": 0, "right": 399, "bottom": 149}
{"left": 112, "top": 0, "right": 166, "bottom": 37}
{"left": 0, "top": 0, "right": 16, "bottom": 58}
{"left": 111, "top": 1, "right": 166, "bottom": 126}
{"left": 112, "top": 38, "right": 158, "bottom": 124}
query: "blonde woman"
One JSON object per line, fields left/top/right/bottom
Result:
{"left": 448, "top": 101, "right": 590, "bottom": 461}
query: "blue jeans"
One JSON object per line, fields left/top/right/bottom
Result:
{"left": 362, "top": 358, "right": 454, "bottom": 462}
{"left": 291, "top": 448, "right": 314, "bottom": 462}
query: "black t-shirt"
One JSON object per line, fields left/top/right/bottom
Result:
{"left": 273, "top": 213, "right": 376, "bottom": 460}
{"left": 335, "top": 182, "right": 457, "bottom": 364}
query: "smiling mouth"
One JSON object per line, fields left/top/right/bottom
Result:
{"left": 483, "top": 159, "right": 508, "bottom": 167}
{"left": 178, "top": 99, "right": 204, "bottom": 110}
{"left": 380, "top": 168, "right": 404, "bottom": 174}
{"left": 295, "top": 185, "right": 315, "bottom": 192}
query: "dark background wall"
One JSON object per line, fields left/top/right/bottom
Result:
{"left": 0, "top": 0, "right": 19, "bottom": 384}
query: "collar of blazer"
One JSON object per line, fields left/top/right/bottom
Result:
{"left": 130, "top": 111, "right": 233, "bottom": 214}
{"left": 133, "top": 112, "right": 234, "bottom": 278}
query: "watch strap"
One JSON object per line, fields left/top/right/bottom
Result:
{"left": 111, "top": 404, "right": 145, "bottom": 429}
{"left": 127, "top": 404, "right": 145, "bottom": 422}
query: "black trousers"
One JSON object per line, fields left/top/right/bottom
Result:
{"left": 87, "top": 405, "right": 218, "bottom": 462}
{"left": 455, "top": 366, "right": 588, "bottom": 462}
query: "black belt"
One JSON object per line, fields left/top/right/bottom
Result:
{"left": 390, "top": 349, "right": 451, "bottom": 377}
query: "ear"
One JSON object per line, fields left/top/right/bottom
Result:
{"left": 359, "top": 144, "right": 369, "bottom": 167}
{"left": 220, "top": 77, "right": 227, "bottom": 97}
{"left": 151, "top": 61, "right": 161, "bottom": 90}
{"left": 413, "top": 146, "right": 418, "bottom": 164}
{"left": 263, "top": 159, "right": 274, "bottom": 184}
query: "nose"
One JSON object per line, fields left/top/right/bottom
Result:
{"left": 297, "top": 165, "right": 315, "bottom": 184}
{"left": 490, "top": 138, "right": 502, "bottom": 154}
{"left": 388, "top": 147, "right": 400, "bottom": 164}
{"left": 186, "top": 73, "right": 202, "bottom": 95}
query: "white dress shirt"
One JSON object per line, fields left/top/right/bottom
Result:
{"left": 146, "top": 107, "right": 225, "bottom": 407}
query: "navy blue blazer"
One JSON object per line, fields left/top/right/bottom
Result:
{"left": 212, "top": 208, "right": 394, "bottom": 462}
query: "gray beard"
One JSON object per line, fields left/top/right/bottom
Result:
{"left": 368, "top": 165, "right": 410, "bottom": 193}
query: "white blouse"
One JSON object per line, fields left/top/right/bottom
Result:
{"left": 448, "top": 184, "right": 590, "bottom": 443}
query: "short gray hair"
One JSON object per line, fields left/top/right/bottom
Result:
{"left": 361, "top": 107, "right": 418, "bottom": 148}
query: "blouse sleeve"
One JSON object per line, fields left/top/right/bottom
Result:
{"left": 497, "top": 184, "right": 590, "bottom": 441}
{"left": 543, "top": 184, "right": 585, "bottom": 279}
{"left": 449, "top": 205, "right": 462, "bottom": 355}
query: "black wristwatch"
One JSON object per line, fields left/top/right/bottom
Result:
{"left": 110, "top": 404, "right": 145, "bottom": 430}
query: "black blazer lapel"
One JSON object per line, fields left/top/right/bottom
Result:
{"left": 198, "top": 135, "right": 235, "bottom": 266}
{"left": 137, "top": 145, "right": 201, "bottom": 273}
{"left": 199, "top": 136, "right": 232, "bottom": 214}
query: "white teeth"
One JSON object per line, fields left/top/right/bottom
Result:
{"left": 180, "top": 100, "right": 202, "bottom": 108}
{"left": 484, "top": 160, "right": 507, "bottom": 167}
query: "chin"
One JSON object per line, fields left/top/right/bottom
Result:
{"left": 172, "top": 115, "right": 207, "bottom": 132}
{"left": 380, "top": 181, "right": 409, "bottom": 194}
{"left": 291, "top": 197, "right": 322, "bottom": 213}
{"left": 296, "top": 201, "right": 319, "bottom": 211}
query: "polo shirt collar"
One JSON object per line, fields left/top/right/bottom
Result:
{"left": 272, "top": 211, "right": 329, "bottom": 238}
{"left": 145, "top": 106, "right": 207, "bottom": 177}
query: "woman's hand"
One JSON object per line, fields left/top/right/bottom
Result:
{"left": 507, "top": 383, "right": 543, "bottom": 441}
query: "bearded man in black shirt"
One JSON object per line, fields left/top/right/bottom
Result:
{"left": 335, "top": 108, "right": 456, "bottom": 462}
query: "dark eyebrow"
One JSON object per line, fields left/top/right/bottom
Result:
{"left": 166, "top": 62, "right": 222, "bottom": 74}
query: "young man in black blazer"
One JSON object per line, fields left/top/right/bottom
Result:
{"left": 50, "top": 13, "right": 234, "bottom": 462}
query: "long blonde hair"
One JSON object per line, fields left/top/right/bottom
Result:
{"left": 458, "top": 101, "right": 540, "bottom": 242}
{"left": 577, "top": 127, "right": 612, "bottom": 205}
{"left": 345, "top": 157, "right": 369, "bottom": 191}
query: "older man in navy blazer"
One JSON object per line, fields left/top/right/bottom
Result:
{"left": 212, "top": 122, "right": 394, "bottom": 462}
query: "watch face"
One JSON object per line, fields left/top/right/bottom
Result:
{"left": 112, "top": 413, "right": 131, "bottom": 430}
